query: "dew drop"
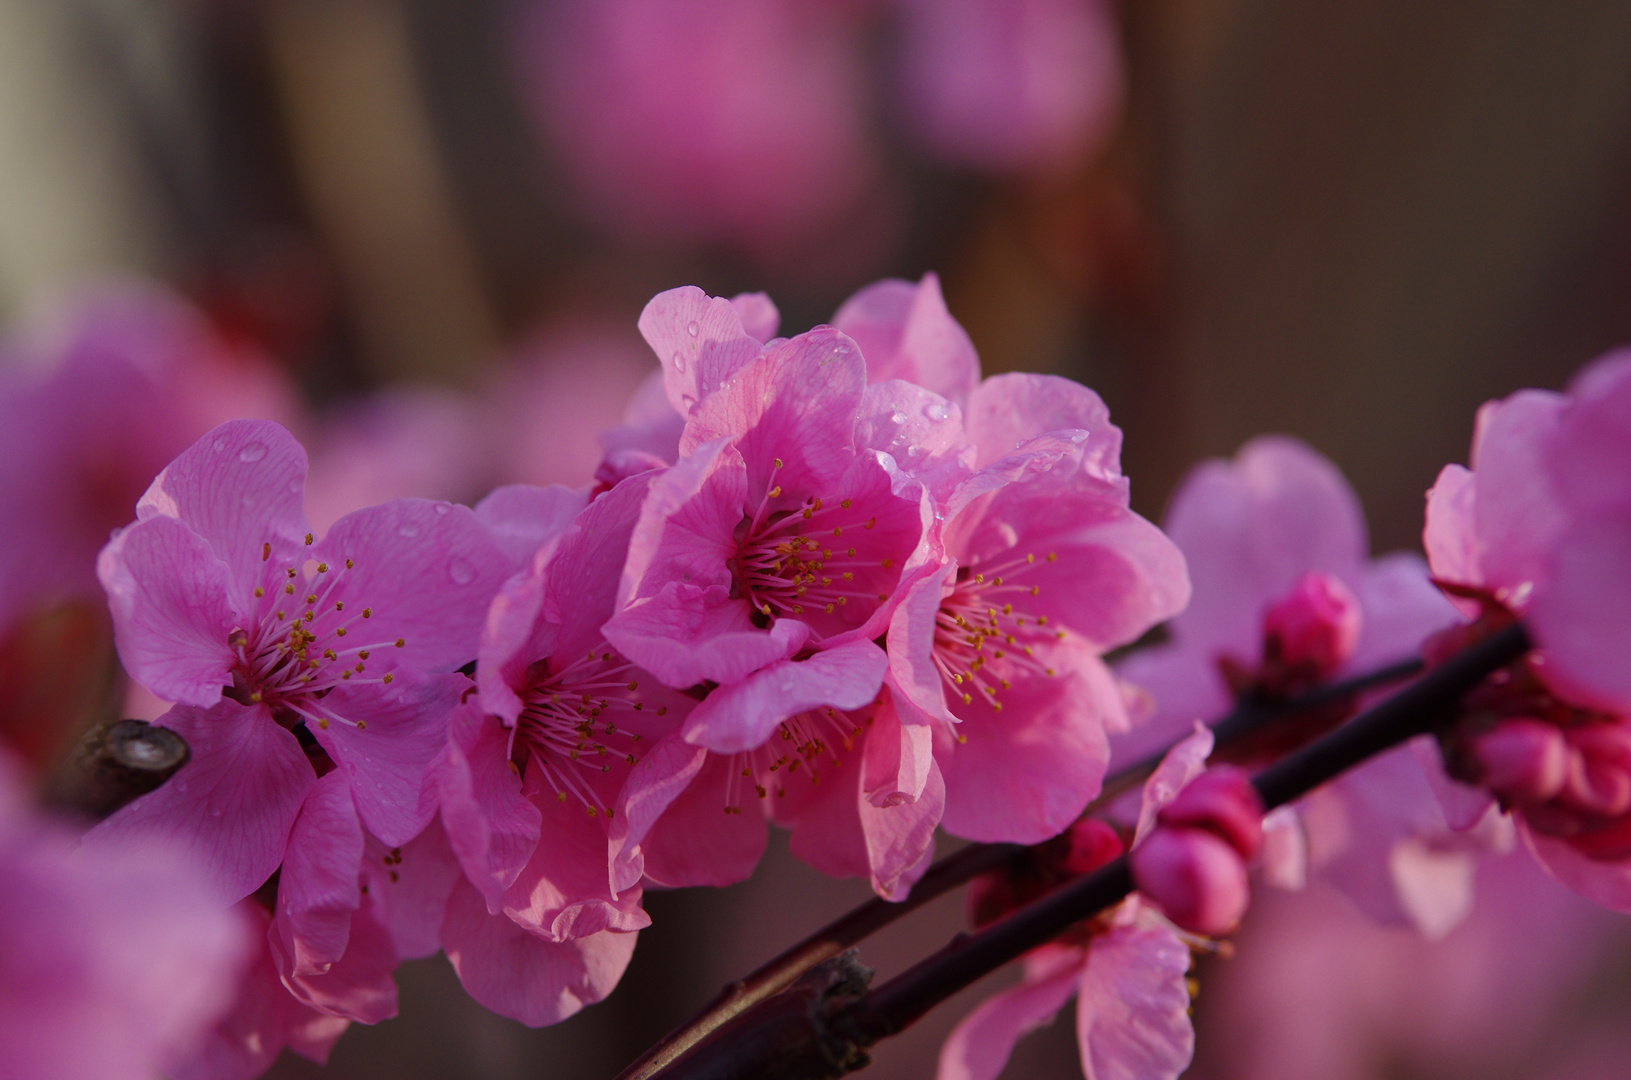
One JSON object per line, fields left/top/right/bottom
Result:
{"left": 672, "top": 351, "right": 687, "bottom": 372}
{"left": 890, "top": 411, "right": 907, "bottom": 425}
{"left": 923, "top": 402, "right": 949, "bottom": 422}
{"left": 238, "top": 441, "right": 268, "bottom": 463}
{"left": 398, "top": 521, "right": 422, "bottom": 539}
{"left": 687, "top": 321, "right": 699, "bottom": 337}
{"left": 448, "top": 557, "right": 475, "bottom": 585}
{"left": 212, "top": 437, "right": 227, "bottom": 452}
{"left": 434, "top": 503, "right": 450, "bottom": 515}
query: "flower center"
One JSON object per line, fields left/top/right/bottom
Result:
{"left": 933, "top": 553, "right": 1066, "bottom": 716}
{"left": 721, "top": 706, "right": 869, "bottom": 814}
{"left": 508, "top": 646, "right": 657, "bottom": 819}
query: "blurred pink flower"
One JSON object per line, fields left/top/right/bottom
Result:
{"left": 91, "top": 420, "right": 509, "bottom": 906}
{"left": 1118, "top": 437, "right": 1477, "bottom": 936}
{"left": 0, "top": 280, "right": 298, "bottom": 629}
{"left": 0, "top": 754, "right": 253, "bottom": 1080}
{"left": 893, "top": 0, "right": 1124, "bottom": 174}
{"left": 517, "top": 0, "right": 877, "bottom": 254}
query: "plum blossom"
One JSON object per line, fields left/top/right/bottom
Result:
{"left": 0, "top": 754, "right": 253, "bottom": 1080}
{"left": 1130, "top": 765, "right": 1263, "bottom": 937}
{"left": 90, "top": 419, "right": 512, "bottom": 911}
{"left": 1424, "top": 352, "right": 1631, "bottom": 911}
{"left": 937, "top": 730, "right": 1221, "bottom": 1080}
{"left": 1117, "top": 436, "right": 1483, "bottom": 936}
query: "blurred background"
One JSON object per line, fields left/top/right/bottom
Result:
{"left": 5, "top": 0, "right": 1631, "bottom": 1077}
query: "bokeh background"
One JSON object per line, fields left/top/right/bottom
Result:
{"left": 5, "top": 0, "right": 1631, "bottom": 1077}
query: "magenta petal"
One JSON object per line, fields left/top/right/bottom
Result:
{"left": 136, "top": 419, "right": 311, "bottom": 593}
{"left": 730, "top": 292, "right": 781, "bottom": 343}
{"left": 1530, "top": 515, "right": 1631, "bottom": 713}
{"left": 86, "top": 701, "right": 314, "bottom": 903}
{"left": 638, "top": 286, "right": 763, "bottom": 417}
{"left": 473, "top": 483, "right": 589, "bottom": 568}
{"left": 609, "top": 732, "right": 707, "bottom": 892}
{"left": 856, "top": 754, "right": 944, "bottom": 900}
{"left": 439, "top": 705, "right": 542, "bottom": 908}
{"left": 1468, "top": 389, "right": 1569, "bottom": 597}
{"left": 682, "top": 640, "right": 889, "bottom": 754}
{"left": 1348, "top": 552, "right": 1461, "bottom": 672}
{"left": 963, "top": 372, "right": 1120, "bottom": 475}
{"left": 618, "top": 739, "right": 768, "bottom": 889}
{"left": 936, "top": 945, "right": 1081, "bottom": 1080}
{"left": 273, "top": 773, "right": 364, "bottom": 978}
{"left": 1521, "top": 823, "right": 1631, "bottom": 913}
{"left": 1076, "top": 925, "right": 1194, "bottom": 1080}
{"left": 361, "top": 819, "right": 462, "bottom": 961}
{"left": 887, "top": 566, "right": 960, "bottom": 727}
{"left": 273, "top": 903, "right": 398, "bottom": 1024}
{"left": 542, "top": 470, "right": 654, "bottom": 663}
{"left": 98, "top": 515, "right": 239, "bottom": 707}
{"left": 833, "top": 273, "right": 981, "bottom": 405}
{"left": 1134, "top": 724, "right": 1215, "bottom": 845}
{"left": 478, "top": 551, "right": 555, "bottom": 725}
{"left": 857, "top": 381, "right": 974, "bottom": 501}
{"left": 311, "top": 673, "right": 465, "bottom": 847}
{"left": 938, "top": 648, "right": 1114, "bottom": 844}
{"left": 442, "top": 878, "right": 637, "bottom": 1027}
{"left": 1110, "top": 644, "right": 1232, "bottom": 767}
{"left": 1423, "top": 464, "right": 1482, "bottom": 600}
{"left": 314, "top": 499, "right": 512, "bottom": 675}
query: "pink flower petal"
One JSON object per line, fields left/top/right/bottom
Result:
{"left": 637, "top": 286, "right": 764, "bottom": 417}
{"left": 1134, "top": 723, "right": 1215, "bottom": 845}
{"left": 442, "top": 878, "right": 637, "bottom": 1027}
{"left": 1521, "top": 821, "right": 1631, "bottom": 913}
{"left": 361, "top": 818, "right": 462, "bottom": 961}
{"left": 730, "top": 292, "right": 781, "bottom": 343}
{"left": 439, "top": 704, "right": 541, "bottom": 908}
{"left": 615, "top": 737, "right": 769, "bottom": 889}
{"left": 86, "top": 701, "right": 314, "bottom": 904}
{"left": 473, "top": 483, "right": 589, "bottom": 568}
{"left": 682, "top": 640, "right": 889, "bottom": 754}
{"left": 272, "top": 772, "right": 364, "bottom": 978}
{"left": 97, "top": 515, "right": 240, "bottom": 707}
{"left": 1467, "top": 389, "right": 1568, "bottom": 598}
{"left": 1422, "top": 464, "right": 1482, "bottom": 603}
{"left": 963, "top": 372, "right": 1120, "bottom": 476}
{"left": 501, "top": 778, "right": 650, "bottom": 940}
{"left": 272, "top": 902, "right": 398, "bottom": 1024}
{"left": 832, "top": 273, "right": 981, "bottom": 405}
{"left": 1076, "top": 925, "right": 1194, "bottom": 1080}
{"left": 937, "top": 945, "right": 1082, "bottom": 1080}
{"left": 1529, "top": 514, "right": 1631, "bottom": 713}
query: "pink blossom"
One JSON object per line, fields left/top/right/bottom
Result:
{"left": 1130, "top": 767, "right": 1262, "bottom": 936}
{"left": 515, "top": 0, "right": 877, "bottom": 254}
{"left": 833, "top": 272, "right": 981, "bottom": 408}
{"left": 90, "top": 419, "right": 512, "bottom": 909}
{"left": 1117, "top": 437, "right": 1477, "bottom": 935}
{"left": 893, "top": 0, "right": 1124, "bottom": 174}
{"left": 0, "top": 754, "right": 253, "bottom": 1080}
{"left": 0, "top": 280, "right": 298, "bottom": 630}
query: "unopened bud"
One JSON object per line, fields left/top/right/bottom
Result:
{"left": 1130, "top": 827, "right": 1251, "bottom": 937}
{"left": 1557, "top": 722, "right": 1631, "bottom": 819}
{"left": 1262, "top": 572, "right": 1362, "bottom": 680}
{"left": 1470, "top": 719, "right": 1568, "bottom": 803}
{"left": 1058, "top": 818, "right": 1125, "bottom": 876}
{"left": 1157, "top": 766, "right": 1264, "bottom": 862}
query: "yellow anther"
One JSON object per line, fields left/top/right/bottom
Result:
{"left": 356, "top": 720, "right": 366, "bottom": 729}
{"left": 262, "top": 542, "right": 271, "bottom": 562}
{"left": 249, "top": 691, "right": 263, "bottom": 703}
{"left": 656, "top": 706, "right": 667, "bottom": 716}
{"left": 254, "top": 586, "right": 265, "bottom": 597}
{"left": 1026, "top": 553, "right": 1036, "bottom": 563}
{"left": 847, "top": 546, "right": 857, "bottom": 557}
{"left": 975, "top": 573, "right": 985, "bottom": 584}
{"left": 1030, "top": 586, "right": 1040, "bottom": 597}
{"left": 304, "top": 533, "right": 314, "bottom": 546}
{"left": 825, "top": 603, "right": 835, "bottom": 613}
{"left": 345, "top": 559, "right": 354, "bottom": 569}
{"left": 864, "top": 517, "right": 876, "bottom": 529}
{"left": 1047, "top": 552, "right": 1057, "bottom": 562}
{"left": 284, "top": 584, "right": 295, "bottom": 595}
{"left": 774, "top": 457, "right": 784, "bottom": 469}
{"left": 317, "top": 563, "right": 329, "bottom": 573}
{"left": 306, "top": 594, "right": 317, "bottom": 604}
{"left": 1003, "top": 604, "right": 1013, "bottom": 615}
{"left": 962, "top": 693, "right": 972, "bottom": 704}
{"left": 832, "top": 526, "right": 842, "bottom": 537}
{"left": 881, "top": 557, "right": 893, "bottom": 569}
{"left": 382, "top": 673, "right": 393, "bottom": 684}
{"left": 626, "top": 681, "right": 638, "bottom": 690}
{"left": 768, "top": 485, "right": 783, "bottom": 498}
{"left": 813, "top": 498, "right": 823, "bottom": 511}
{"left": 1037, "top": 616, "right": 1049, "bottom": 626}
{"left": 803, "top": 508, "right": 813, "bottom": 520}
{"left": 362, "top": 608, "right": 373, "bottom": 618}
{"left": 335, "top": 627, "right": 346, "bottom": 637}
{"left": 318, "top": 718, "right": 329, "bottom": 729}
{"left": 335, "top": 601, "right": 344, "bottom": 611}
{"left": 341, "top": 670, "right": 351, "bottom": 679}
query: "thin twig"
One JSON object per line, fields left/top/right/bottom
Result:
{"left": 648, "top": 624, "right": 1529, "bottom": 1080}
{"left": 614, "top": 655, "right": 1424, "bottom": 1079}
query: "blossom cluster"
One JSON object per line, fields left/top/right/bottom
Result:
{"left": 4, "top": 275, "right": 1631, "bottom": 1080}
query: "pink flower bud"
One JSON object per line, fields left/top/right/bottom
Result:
{"left": 1157, "top": 766, "right": 1264, "bottom": 862}
{"left": 1130, "top": 826, "right": 1252, "bottom": 936}
{"left": 1262, "top": 571, "right": 1362, "bottom": 680}
{"left": 1470, "top": 718, "right": 1568, "bottom": 803}
{"left": 1557, "top": 722, "right": 1631, "bottom": 819}
{"left": 1058, "top": 817, "right": 1125, "bottom": 876}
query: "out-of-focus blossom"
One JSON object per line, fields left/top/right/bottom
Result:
{"left": 893, "top": 0, "right": 1124, "bottom": 174}
{"left": 0, "top": 281, "right": 298, "bottom": 631}
{"left": 938, "top": 730, "right": 1216, "bottom": 1080}
{"left": 0, "top": 754, "right": 252, "bottom": 1080}
{"left": 1118, "top": 437, "right": 1478, "bottom": 936}
{"left": 91, "top": 420, "right": 508, "bottom": 914}
{"left": 516, "top": 0, "right": 877, "bottom": 254}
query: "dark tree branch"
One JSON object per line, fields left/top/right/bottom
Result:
{"left": 615, "top": 655, "right": 1426, "bottom": 1080}
{"left": 640, "top": 624, "right": 1530, "bottom": 1080}
{"left": 44, "top": 718, "right": 190, "bottom": 820}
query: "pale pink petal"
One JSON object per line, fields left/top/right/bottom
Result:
{"left": 97, "top": 515, "right": 240, "bottom": 707}
{"left": 1410, "top": 735, "right": 1496, "bottom": 831}
{"left": 273, "top": 903, "right": 398, "bottom": 1024}
{"left": 500, "top": 778, "right": 649, "bottom": 940}
{"left": 887, "top": 566, "right": 961, "bottom": 727}
{"left": 938, "top": 646, "right": 1114, "bottom": 843}
{"left": 361, "top": 819, "right": 462, "bottom": 961}
{"left": 937, "top": 946, "right": 1082, "bottom": 1080}
{"left": 442, "top": 878, "right": 637, "bottom": 1026}
{"left": 963, "top": 372, "right": 1120, "bottom": 476}
{"left": 857, "top": 380, "right": 974, "bottom": 501}
{"left": 730, "top": 292, "right": 781, "bottom": 343}
{"left": 540, "top": 470, "right": 653, "bottom": 663}
{"left": 1550, "top": 349, "right": 1631, "bottom": 512}
{"left": 637, "top": 286, "right": 764, "bottom": 417}
{"left": 1260, "top": 806, "right": 1308, "bottom": 890}
{"left": 1076, "top": 925, "right": 1194, "bottom": 1080}
{"left": 1529, "top": 514, "right": 1631, "bottom": 713}
{"left": 1467, "top": 389, "right": 1568, "bottom": 598}
{"left": 135, "top": 419, "right": 311, "bottom": 594}
{"left": 682, "top": 640, "right": 889, "bottom": 754}
{"left": 1162, "top": 436, "right": 1366, "bottom": 658}
{"left": 1422, "top": 464, "right": 1482, "bottom": 600}
{"left": 862, "top": 692, "right": 936, "bottom": 806}
{"left": 313, "top": 499, "right": 512, "bottom": 675}
{"left": 1348, "top": 552, "right": 1462, "bottom": 671}
{"left": 1110, "top": 644, "right": 1231, "bottom": 767}
{"left": 273, "top": 772, "right": 364, "bottom": 978}
{"left": 1134, "top": 723, "right": 1215, "bottom": 845}
{"left": 857, "top": 753, "right": 944, "bottom": 900}
{"left": 833, "top": 273, "right": 981, "bottom": 405}
{"left": 477, "top": 549, "right": 555, "bottom": 725}
{"left": 86, "top": 701, "right": 314, "bottom": 903}
{"left": 439, "top": 704, "right": 541, "bottom": 907}
{"left": 1521, "top": 822, "right": 1631, "bottom": 913}
{"left": 599, "top": 371, "right": 684, "bottom": 471}
{"left": 473, "top": 483, "right": 589, "bottom": 568}
{"left": 310, "top": 673, "right": 465, "bottom": 847}
{"left": 618, "top": 739, "right": 768, "bottom": 889}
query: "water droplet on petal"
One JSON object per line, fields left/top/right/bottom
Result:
{"left": 212, "top": 437, "right": 227, "bottom": 452}
{"left": 238, "top": 441, "right": 268, "bottom": 463}
{"left": 672, "top": 351, "right": 687, "bottom": 372}
{"left": 448, "top": 557, "right": 475, "bottom": 585}
{"left": 923, "top": 402, "right": 949, "bottom": 422}
{"left": 687, "top": 321, "right": 700, "bottom": 337}
{"left": 399, "top": 521, "right": 422, "bottom": 538}
{"left": 434, "top": 503, "right": 450, "bottom": 515}
{"left": 890, "top": 411, "right": 907, "bottom": 425}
